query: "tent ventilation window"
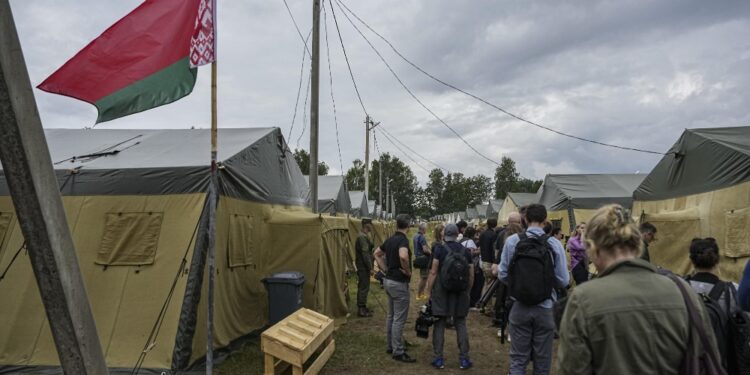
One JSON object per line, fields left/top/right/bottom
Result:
{"left": 551, "top": 219, "right": 562, "bottom": 230}
{"left": 227, "top": 214, "right": 256, "bottom": 268}
{"left": 0, "top": 212, "right": 13, "bottom": 256}
{"left": 96, "top": 212, "right": 163, "bottom": 266}
{"left": 725, "top": 207, "right": 750, "bottom": 258}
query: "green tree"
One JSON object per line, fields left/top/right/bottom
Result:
{"left": 466, "top": 175, "right": 493, "bottom": 206}
{"left": 494, "top": 156, "right": 519, "bottom": 199}
{"left": 368, "top": 153, "right": 419, "bottom": 216}
{"left": 345, "top": 159, "right": 365, "bottom": 191}
{"left": 425, "top": 168, "right": 446, "bottom": 214}
{"left": 293, "top": 148, "right": 329, "bottom": 176}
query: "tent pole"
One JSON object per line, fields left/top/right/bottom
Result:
{"left": 0, "top": 2, "right": 107, "bottom": 373}
{"left": 206, "top": 60, "right": 218, "bottom": 374}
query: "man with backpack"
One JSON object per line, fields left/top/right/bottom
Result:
{"left": 499, "top": 204, "right": 569, "bottom": 375}
{"left": 425, "top": 223, "right": 474, "bottom": 370}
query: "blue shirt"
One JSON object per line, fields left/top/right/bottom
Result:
{"left": 414, "top": 232, "right": 428, "bottom": 257}
{"left": 498, "top": 227, "right": 570, "bottom": 308}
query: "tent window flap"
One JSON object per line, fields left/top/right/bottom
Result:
{"left": 227, "top": 214, "right": 255, "bottom": 268}
{"left": 725, "top": 207, "right": 750, "bottom": 258}
{"left": 96, "top": 212, "right": 163, "bottom": 266}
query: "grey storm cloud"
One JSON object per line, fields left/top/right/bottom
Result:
{"left": 8, "top": 0, "right": 750, "bottom": 183}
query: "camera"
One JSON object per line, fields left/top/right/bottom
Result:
{"left": 415, "top": 302, "right": 435, "bottom": 339}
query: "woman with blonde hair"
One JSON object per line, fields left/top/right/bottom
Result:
{"left": 556, "top": 204, "right": 721, "bottom": 375}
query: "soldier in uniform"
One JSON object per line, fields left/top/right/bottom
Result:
{"left": 356, "top": 218, "right": 375, "bottom": 317}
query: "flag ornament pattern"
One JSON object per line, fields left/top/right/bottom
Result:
{"left": 190, "top": 0, "right": 216, "bottom": 68}
{"left": 38, "top": 0, "right": 214, "bottom": 123}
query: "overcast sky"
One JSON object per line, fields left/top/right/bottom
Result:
{"left": 9, "top": 0, "right": 750, "bottom": 184}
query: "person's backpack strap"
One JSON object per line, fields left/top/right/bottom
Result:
{"left": 666, "top": 274, "right": 725, "bottom": 373}
{"left": 518, "top": 232, "right": 528, "bottom": 241}
{"left": 708, "top": 281, "right": 727, "bottom": 302}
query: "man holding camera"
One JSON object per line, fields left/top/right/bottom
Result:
{"left": 374, "top": 214, "right": 416, "bottom": 363}
{"left": 425, "top": 223, "right": 474, "bottom": 370}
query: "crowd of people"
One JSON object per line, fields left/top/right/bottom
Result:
{"left": 352, "top": 203, "right": 750, "bottom": 374}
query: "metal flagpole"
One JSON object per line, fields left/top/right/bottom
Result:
{"left": 207, "top": 1, "right": 218, "bottom": 373}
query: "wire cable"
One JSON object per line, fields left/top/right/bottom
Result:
{"left": 281, "top": 0, "right": 312, "bottom": 58}
{"left": 331, "top": 0, "right": 503, "bottom": 167}
{"left": 377, "top": 127, "right": 431, "bottom": 173}
{"left": 322, "top": 5, "right": 345, "bottom": 177}
{"left": 378, "top": 125, "right": 450, "bottom": 173}
{"left": 327, "top": 0, "right": 368, "bottom": 117}
{"left": 335, "top": 0, "right": 664, "bottom": 156}
{"left": 296, "top": 73, "right": 312, "bottom": 149}
{"left": 327, "top": 0, "right": 449, "bottom": 174}
{"left": 288, "top": 30, "right": 312, "bottom": 143}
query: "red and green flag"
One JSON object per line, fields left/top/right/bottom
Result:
{"left": 38, "top": 0, "right": 216, "bottom": 123}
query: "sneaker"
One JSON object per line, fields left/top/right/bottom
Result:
{"left": 431, "top": 357, "right": 445, "bottom": 369}
{"left": 459, "top": 358, "right": 473, "bottom": 370}
{"left": 392, "top": 353, "right": 416, "bottom": 363}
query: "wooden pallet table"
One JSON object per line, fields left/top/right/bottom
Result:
{"left": 261, "top": 308, "right": 335, "bottom": 375}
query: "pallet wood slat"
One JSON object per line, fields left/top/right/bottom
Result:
{"left": 262, "top": 308, "right": 335, "bottom": 375}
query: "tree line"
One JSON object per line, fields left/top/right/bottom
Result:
{"left": 294, "top": 148, "right": 540, "bottom": 218}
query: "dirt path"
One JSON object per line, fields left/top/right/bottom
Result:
{"left": 320, "top": 274, "right": 512, "bottom": 375}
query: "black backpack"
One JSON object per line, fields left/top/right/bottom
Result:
{"left": 689, "top": 279, "right": 750, "bottom": 375}
{"left": 701, "top": 283, "right": 730, "bottom": 370}
{"left": 508, "top": 233, "right": 555, "bottom": 305}
{"left": 440, "top": 242, "right": 470, "bottom": 292}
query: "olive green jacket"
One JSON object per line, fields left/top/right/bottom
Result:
{"left": 355, "top": 232, "right": 374, "bottom": 272}
{"left": 556, "top": 259, "right": 719, "bottom": 375}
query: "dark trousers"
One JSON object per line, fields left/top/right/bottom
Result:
{"left": 469, "top": 270, "right": 484, "bottom": 307}
{"left": 357, "top": 268, "right": 370, "bottom": 307}
{"left": 572, "top": 262, "right": 588, "bottom": 286}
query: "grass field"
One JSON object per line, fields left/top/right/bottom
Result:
{"left": 216, "top": 228, "right": 523, "bottom": 374}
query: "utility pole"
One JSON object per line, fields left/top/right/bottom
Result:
{"left": 363, "top": 116, "right": 379, "bottom": 201}
{"left": 309, "top": 0, "right": 321, "bottom": 213}
{"left": 386, "top": 178, "right": 390, "bottom": 218}
{"left": 0, "top": 2, "right": 107, "bottom": 373}
{"left": 378, "top": 155, "right": 383, "bottom": 219}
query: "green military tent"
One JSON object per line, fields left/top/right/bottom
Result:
{"left": 537, "top": 174, "right": 646, "bottom": 235}
{"left": 633, "top": 126, "right": 750, "bottom": 280}
{"left": 0, "top": 128, "right": 353, "bottom": 373}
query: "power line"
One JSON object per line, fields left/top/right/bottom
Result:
{"left": 327, "top": 0, "right": 450, "bottom": 174}
{"left": 379, "top": 125, "right": 450, "bottom": 173}
{"left": 331, "top": 0, "right": 504, "bottom": 167}
{"left": 288, "top": 30, "right": 312, "bottom": 143}
{"left": 281, "top": 0, "right": 311, "bottom": 58}
{"left": 322, "top": 3, "right": 345, "bottom": 177}
{"left": 335, "top": 0, "right": 664, "bottom": 156}
{"left": 296, "top": 74, "right": 311, "bottom": 149}
{"left": 326, "top": 0, "right": 368, "bottom": 117}
{"left": 377, "top": 127, "right": 431, "bottom": 173}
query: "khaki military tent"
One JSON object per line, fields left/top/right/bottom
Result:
{"left": 0, "top": 128, "right": 353, "bottom": 374}
{"left": 633, "top": 126, "right": 750, "bottom": 281}
{"left": 498, "top": 193, "right": 537, "bottom": 224}
{"left": 307, "top": 175, "right": 351, "bottom": 215}
{"left": 487, "top": 200, "right": 503, "bottom": 220}
{"left": 537, "top": 174, "right": 646, "bottom": 235}
{"left": 348, "top": 191, "right": 368, "bottom": 218}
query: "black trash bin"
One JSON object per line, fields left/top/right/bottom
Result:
{"left": 262, "top": 271, "right": 305, "bottom": 325}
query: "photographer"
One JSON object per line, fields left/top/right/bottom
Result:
{"left": 425, "top": 224, "right": 474, "bottom": 370}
